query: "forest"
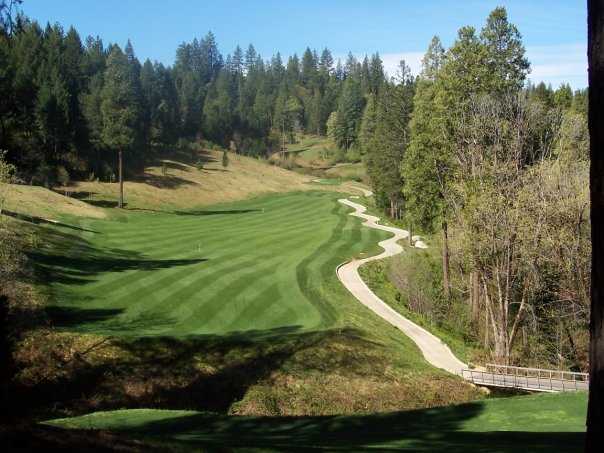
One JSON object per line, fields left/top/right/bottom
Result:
{"left": 0, "top": 3, "right": 591, "bottom": 371}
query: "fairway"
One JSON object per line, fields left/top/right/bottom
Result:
{"left": 36, "top": 191, "right": 388, "bottom": 337}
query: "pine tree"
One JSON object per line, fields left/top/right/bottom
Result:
{"left": 301, "top": 47, "right": 317, "bottom": 86}
{"left": 480, "top": 6, "right": 530, "bottom": 95}
{"left": 421, "top": 36, "right": 445, "bottom": 80}
{"left": 334, "top": 77, "right": 364, "bottom": 149}
{"left": 100, "top": 45, "right": 140, "bottom": 207}
{"left": 358, "top": 93, "right": 378, "bottom": 155}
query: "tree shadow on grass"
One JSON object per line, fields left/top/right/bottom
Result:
{"left": 173, "top": 209, "right": 261, "bottom": 216}
{"left": 27, "top": 226, "right": 208, "bottom": 287}
{"left": 120, "top": 408, "right": 584, "bottom": 452}
{"left": 13, "top": 326, "right": 372, "bottom": 416}
{"left": 136, "top": 172, "right": 198, "bottom": 189}
{"left": 30, "top": 251, "right": 207, "bottom": 286}
{"left": 82, "top": 199, "right": 123, "bottom": 208}
{"left": 1, "top": 210, "right": 100, "bottom": 233}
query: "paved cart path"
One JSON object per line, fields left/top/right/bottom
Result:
{"left": 336, "top": 198, "right": 467, "bottom": 376}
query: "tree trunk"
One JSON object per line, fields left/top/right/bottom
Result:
{"left": 118, "top": 149, "right": 124, "bottom": 209}
{"left": 587, "top": 1, "right": 604, "bottom": 449}
{"left": 470, "top": 270, "right": 480, "bottom": 322}
{"left": 442, "top": 221, "right": 451, "bottom": 300}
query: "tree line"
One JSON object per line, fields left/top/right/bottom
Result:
{"left": 0, "top": 10, "right": 394, "bottom": 186}
{"left": 360, "top": 7, "right": 590, "bottom": 368}
{"left": 0, "top": 4, "right": 591, "bottom": 368}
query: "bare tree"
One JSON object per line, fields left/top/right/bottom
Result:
{"left": 449, "top": 93, "right": 562, "bottom": 363}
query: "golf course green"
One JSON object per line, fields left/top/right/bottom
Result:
{"left": 37, "top": 191, "right": 389, "bottom": 336}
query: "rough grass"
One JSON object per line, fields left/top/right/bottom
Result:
{"left": 19, "top": 191, "right": 482, "bottom": 417}
{"left": 324, "top": 162, "right": 366, "bottom": 181}
{"left": 44, "top": 392, "right": 587, "bottom": 452}
{"left": 58, "top": 149, "right": 323, "bottom": 210}
{"left": 282, "top": 135, "right": 335, "bottom": 166}
{"left": 3, "top": 184, "right": 106, "bottom": 219}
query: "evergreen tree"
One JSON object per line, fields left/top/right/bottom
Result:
{"left": 334, "top": 77, "right": 364, "bottom": 149}
{"left": 421, "top": 36, "right": 445, "bottom": 80}
{"left": 368, "top": 53, "right": 384, "bottom": 94}
{"left": 301, "top": 47, "right": 317, "bottom": 85}
{"left": 100, "top": 45, "right": 141, "bottom": 207}
{"left": 319, "top": 48, "right": 333, "bottom": 75}
{"left": 359, "top": 93, "right": 378, "bottom": 156}
{"left": 480, "top": 6, "right": 530, "bottom": 95}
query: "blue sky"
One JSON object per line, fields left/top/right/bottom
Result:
{"left": 22, "top": 0, "right": 587, "bottom": 88}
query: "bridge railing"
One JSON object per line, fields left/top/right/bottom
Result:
{"left": 485, "top": 364, "right": 588, "bottom": 383}
{"left": 461, "top": 365, "right": 589, "bottom": 392}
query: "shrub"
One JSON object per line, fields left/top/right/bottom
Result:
{"left": 56, "top": 166, "right": 70, "bottom": 186}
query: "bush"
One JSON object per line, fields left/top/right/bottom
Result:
{"left": 347, "top": 148, "right": 362, "bottom": 163}
{"left": 329, "top": 148, "right": 347, "bottom": 165}
{"left": 56, "top": 166, "right": 70, "bottom": 186}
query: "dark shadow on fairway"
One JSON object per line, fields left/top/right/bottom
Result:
{"left": 30, "top": 252, "right": 208, "bottom": 286}
{"left": 1, "top": 210, "right": 100, "bottom": 233}
{"left": 46, "top": 307, "right": 181, "bottom": 336}
{"left": 173, "top": 209, "right": 261, "bottom": 216}
{"left": 92, "top": 404, "right": 585, "bottom": 452}
{"left": 46, "top": 307, "right": 125, "bottom": 328}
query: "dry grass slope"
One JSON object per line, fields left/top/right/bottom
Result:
{"left": 61, "top": 150, "right": 324, "bottom": 210}
{"left": 3, "top": 185, "right": 106, "bottom": 219}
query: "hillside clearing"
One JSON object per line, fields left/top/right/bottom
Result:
{"left": 53, "top": 149, "right": 341, "bottom": 211}
{"left": 2, "top": 184, "right": 106, "bottom": 220}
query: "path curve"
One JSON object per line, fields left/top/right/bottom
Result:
{"left": 336, "top": 198, "right": 467, "bottom": 376}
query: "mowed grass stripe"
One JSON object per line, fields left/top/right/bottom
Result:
{"left": 63, "top": 214, "right": 331, "bottom": 307}
{"left": 98, "top": 193, "right": 329, "bottom": 244}
{"left": 177, "top": 233, "right": 326, "bottom": 332}
{"left": 94, "top": 199, "right": 332, "bottom": 256}
{"left": 44, "top": 192, "right": 355, "bottom": 336}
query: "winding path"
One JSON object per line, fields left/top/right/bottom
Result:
{"left": 336, "top": 198, "right": 467, "bottom": 376}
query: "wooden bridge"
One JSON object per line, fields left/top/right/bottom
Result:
{"left": 461, "top": 364, "right": 589, "bottom": 392}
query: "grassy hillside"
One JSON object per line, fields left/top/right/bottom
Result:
{"left": 56, "top": 148, "right": 322, "bottom": 210}
{"left": 44, "top": 392, "right": 586, "bottom": 452}
{"left": 281, "top": 135, "right": 335, "bottom": 167}
{"left": 2, "top": 184, "right": 106, "bottom": 220}
{"left": 272, "top": 134, "right": 368, "bottom": 184}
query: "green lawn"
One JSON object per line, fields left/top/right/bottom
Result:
{"left": 37, "top": 191, "right": 388, "bottom": 337}
{"left": 45, "top": 392, "right": 587, "bottom": 452}
{"left": 25, "top": 191, "right": 487, "bottom": 416}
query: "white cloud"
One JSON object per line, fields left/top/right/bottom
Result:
{"left": 526, "top": 43, "right": 587, "bottom": 89}
{"left": 380, "top": 52, "right": 424, "bottom": 79}
{"left": 339, "top": 43, "right": 587, "bottom": 89}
